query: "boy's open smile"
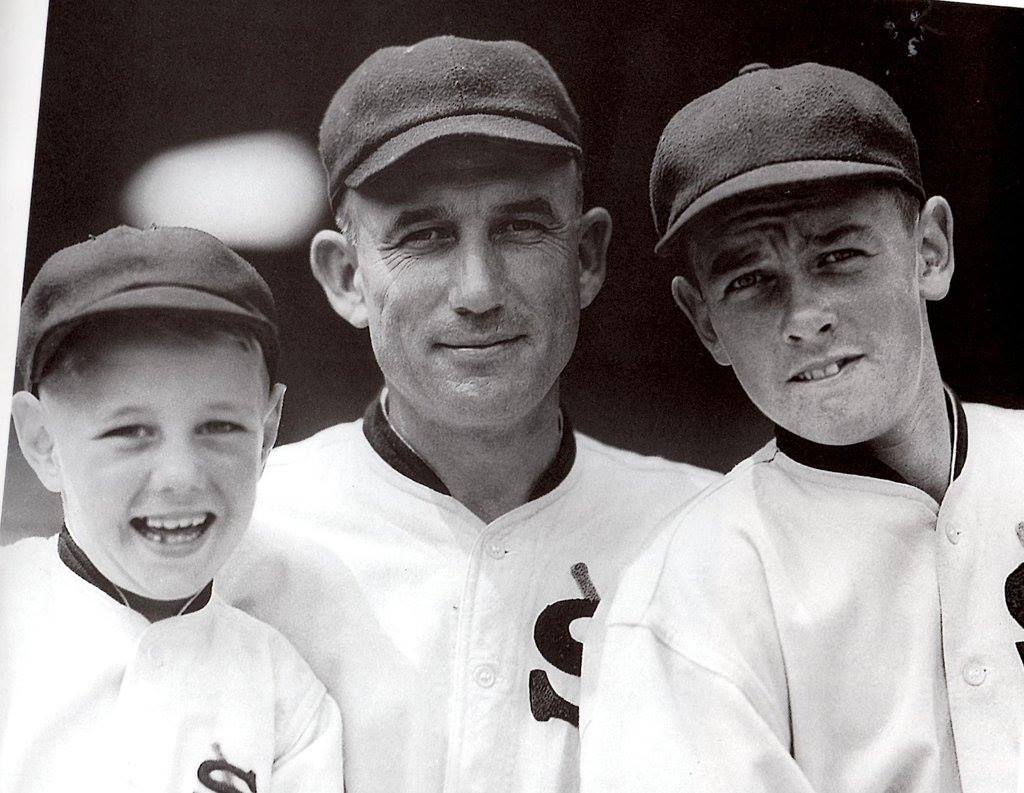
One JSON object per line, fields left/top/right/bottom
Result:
{"left": 789, "top": 354, "right": 864, "bottom": 383}
{"left": 130, "top": 512, "right": 216, "bottom": 548}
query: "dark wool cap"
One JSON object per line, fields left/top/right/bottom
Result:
{"left": 19, "top": 225, "right": 280, "bottom": 391}
{"left": 319, "top": 35, "right": 581, "bottom": 210}
{"left": 651, "top": 62, "right": 925, "bottom": 255}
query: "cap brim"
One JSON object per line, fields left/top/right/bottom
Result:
{"left": 654, "top": 160, "right": 923, "bottom": 255}
{"left": 29, "top": 285, "right": 276, "bottom": 389}
{"left": 345, "top": 114, "right": 581, "bottom": 189}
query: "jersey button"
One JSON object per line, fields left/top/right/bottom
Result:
{"left": 944, "top": 524, "right": 960, "bottom": 545}
{"left": 473, "top": 663, "right": 497, "bottom": 688}
{"left": 486, "top": 543, "right": 507, "bottom": 560}
{"left": 962, "top": 662, "right": 987, "bottom": 686}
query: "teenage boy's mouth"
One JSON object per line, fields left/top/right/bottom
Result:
{"left": 129, "top": 513, "right": 215, "bottom": 545}
{"left": 790, "top": 356, "right": 863, "bottom": 383}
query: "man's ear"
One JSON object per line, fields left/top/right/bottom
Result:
{"left": 310, "top": 229, "right": 368, "bottom": 328}
{"left": 671, "top": 275, "right": 731, "bottom": 366}
{"left": 577, "top": 207, "right": 612, "bottom": 309}
{"left": 916, "top": 196, "right": 954, "bottom": 301}
{"left": 10, "top": 391, "right": 63, "bottom": 494}
{"left": 259, "top": 383, "right": 287, "bottom": 469}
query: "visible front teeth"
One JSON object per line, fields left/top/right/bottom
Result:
{"left": 144, "top": 514, "right": 207, "bottom": 530}
{"left": 129, "top": 512, "right": 213, "bottom": 546}
{"left": 796, "top": 362, "right": 841, "bottom": 382}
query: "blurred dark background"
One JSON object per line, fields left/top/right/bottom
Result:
{"left": 4, "top": 0, "right": 1023, "bottom": 541}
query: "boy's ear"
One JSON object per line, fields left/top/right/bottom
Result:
{"left": 916, "top": 195, "right": 954, "bottom": 301}
{"left": 577, "top": 207, "right": 612, "bottom": 310}
{"left": 259, "top": 383, "right": 287, "bottom": 469}
{"left": 671, "top": 276, "right": 731, "bottom": 366}
{"left": 310, "top": 229, "right": 368, "bottom": 328}
{"left": 10, "top": 391, "right": 63, "bottom": 494}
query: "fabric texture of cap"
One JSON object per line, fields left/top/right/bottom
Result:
{"left": 650, "top": 62, "right": 925, "bottom": 255}
{"left": 319, "top": 35, "right": 581, "bottom": 209}
{"left": 18, "top": 225, "right": 280, "bottom": 391}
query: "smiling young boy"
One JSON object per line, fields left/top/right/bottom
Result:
{"left": 580, "top": 63, "right": 1024, "bottom": 792}
{"left": 0, "top": 226, "right": 344, "bottom": 792}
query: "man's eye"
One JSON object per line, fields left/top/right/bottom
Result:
{"left": 820, "top": 249, "right": 861, "bottom": 265}
{"left": 101, "top": 425, "right": 153, "bottom": 440}
{"left": 499, "top": 219, "right": 545, "bottom": 238}
{"left": 724, "top": 271, "right": 766, "bottom": 294}
{"left": 400, "top": 228, "right": 450, "bottom": 248}
{"left": 197, "top": 421, "right": 246, "bottom": 436}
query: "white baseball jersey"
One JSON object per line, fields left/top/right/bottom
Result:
{"left": 218, "top": 401, "right": 720, "bottom": 793}
{"left": 580, "top": 397, "right": 1024, "bottom": 793}
{"left": 0, "top": 533, "right": 345, "bottom": 793}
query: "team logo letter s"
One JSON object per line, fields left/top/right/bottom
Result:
{"left": 195, "top": 743, "right": 258, "bottom": 793}
{"left": 529, "top": 562, "right": 600, "bottom": 728}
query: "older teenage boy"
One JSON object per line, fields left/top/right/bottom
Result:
{"left": 580, "top": 63, "right": 1024, "bottom": 793}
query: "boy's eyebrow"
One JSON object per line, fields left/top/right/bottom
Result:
{"left": 707, "top": 248, "right": 759, "bottom": 283}
{"left": 808, "top": 222, "right": 874, "bottom": 246}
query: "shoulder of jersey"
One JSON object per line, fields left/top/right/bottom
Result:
{"left": 962, "top": 400, "right": 1024, "bottom": 453}
{"left": 264, "top": 418, "right": 365, "bottom": 471}
{"left": 574, "top": 430, "right": 722, "bottom": 490}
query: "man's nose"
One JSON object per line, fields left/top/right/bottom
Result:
{"left": 449, "top": 240, "right": 505, "bottom": 315}
{"left": 782, "top": 280, "right": 838, "bottom": 344}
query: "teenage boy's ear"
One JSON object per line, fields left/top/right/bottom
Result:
{"left": 260, "top": 383, "right": 287, "bottom": 469}
{"left": 577, "top": 207, "right": 612, "bottom": 309}
{"left": 310, "top": 229, "right": 367, "bottom": 329}
{"left": 671, "top": 275, "right": 731, "bottom": 367}
{"left": 10, "top": 391, "right": 63, "bottom": 493}
{"left": 916, "top": 196, "right": 955, "bottom": 301}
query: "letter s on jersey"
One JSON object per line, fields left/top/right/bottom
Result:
{"left": 196, "top": 743, "right": 258, "bottom": 793}
{"left": 529, "top": 562, "right": 600, "bottom": 728}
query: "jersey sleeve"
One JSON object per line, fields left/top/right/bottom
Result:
{"left": 270, "top": 686, "right": 344, "bottom": 792}
{"left": 580, "top": 501, "right": 818, "bottom": 793}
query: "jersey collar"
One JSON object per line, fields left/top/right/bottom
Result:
{"left": 361, "top": 393, "right": 577, "bottom": 501}
{"left": 775, "top": 386, "right": 969, "bottom": 485}
{"left": 57, "top": 526, "right": 212, "bottom": 622}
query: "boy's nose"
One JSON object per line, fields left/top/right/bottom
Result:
{"left": 782, "top": 282, "right": 838, "bottom": 344}
{"left": 149, "top": 442, "right": 205, "bottom": 494}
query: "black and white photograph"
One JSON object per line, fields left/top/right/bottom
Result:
{"left": 1, "top": 0, "right": 1023, "bottom": 790}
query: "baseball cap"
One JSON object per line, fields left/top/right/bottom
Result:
{"left": 318, "top": 35, "right": 581, "bottom": 209}
{"left": 651, "top": 62, "right": 925, "bottom": 255}
{"left": 18, "top": 225, "right": 280, "bottom": 392}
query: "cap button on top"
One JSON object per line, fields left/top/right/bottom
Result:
{"left": 738, "top": 62, "right": 771, "bottom": 76}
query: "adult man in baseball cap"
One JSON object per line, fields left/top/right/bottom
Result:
{"left": 580, "top": 62, "right": 1024, "bottom": 792}
{"left": 220, "top": 35, "right": 718, "bottom": 793}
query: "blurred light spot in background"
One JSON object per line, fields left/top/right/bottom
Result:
{"left": 122, "top": 131, "right": 325, "bottom": 251}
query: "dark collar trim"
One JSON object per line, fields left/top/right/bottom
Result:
{"left": 361, "top": 397, "right": 577, "bottom": 502}
{"left": 57, "top": 527, "right": 212, "bottom": 622}
{"left": 775, "top": 387, "right": 968, "bottom": 485}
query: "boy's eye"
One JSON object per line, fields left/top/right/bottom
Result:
{"left": 820, "top": 249, "right": 861, "bottom": 265}
{"left": 197, "top": 421, "right": 247, "bottom": 436}
{"left": 101, "top": 425, "right": 153, "bottom": 440}
{"left": 724, "top": 271, "right": 767, "bottom": 295}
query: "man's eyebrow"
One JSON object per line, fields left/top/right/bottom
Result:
{"left": 495, "top": 197, "right": 559, "bottom": 219}
{"left": 384, "top": 206, "right": 450, "bottom": 236}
